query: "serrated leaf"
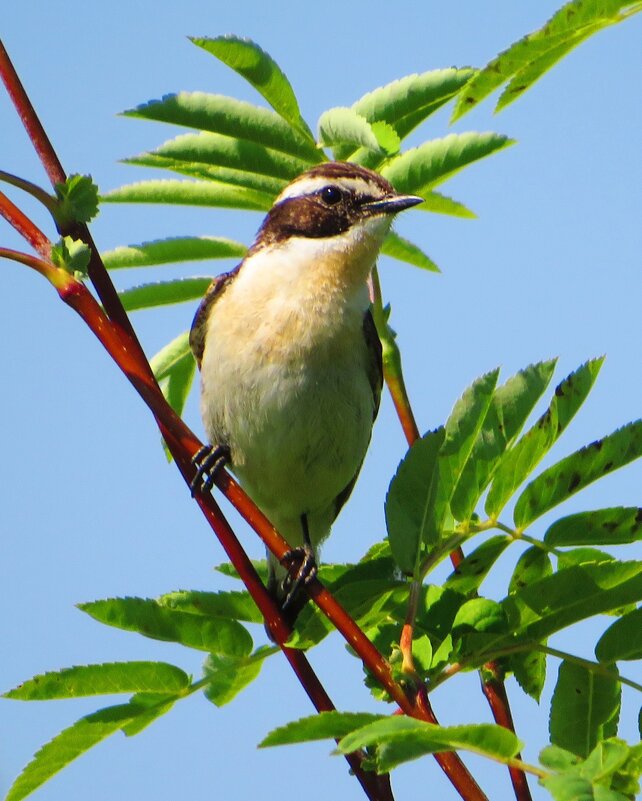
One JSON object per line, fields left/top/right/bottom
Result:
{"left": 545, "top": 507, "right": 642, "bottom": 547}
{"left": 102, "top": 236, "right": 247, "bottom": 270}
{"left": 381, "top": 231, "right": 439, "bottom": 272}
{"left": 191, "top": 36, "right": 315, "bottom": 143}
{"left": 142, "top": 130, "right": 309, "bottom": 180}
{"left": 120, "top": 693, "right": 177, "bottom": 737}
{"left": 260, "top": 711, "right": 384, "bottom": 747}
{"left": 514, "top": 420, "right": 642, "bottom": 528}
{"left": 203, "top": 647, "right": 272, "bottom": 706}
{"left": 381, "top": 132, "right": 513, "bottom": 194}
{"left": 418, "top": 190, "right": 476, "bottom": 218}
{"left": 103, "top": 178, "right": 273, "bottom": 210}
{"left": 452, "top": 0, "right": 639, "bottom": 120}
{"left": 157, "top": 589, "right": 262, "bottom": 624}
{"left": 385, "top": 428, "right": 445, "bottom": 576}
{"left": 50, "top": 237, "right": 91, "bottom": 278}
{"left": 352, "top": 68, "right": 475, "bottom": 140}
{"left": 4, "top": 703, "right": 142, "bottom": 801}
{"left": 444, "top": 536, "right": 511, "bottom": 597}
{"left": 78, "top": 597, "right": 252, "bottom": 656}
{"left": 596, "top": 608, "right": 642, "bottom": 662}
{"left": 502, "top": 561, "right": 642, "bottom": 643}
{"left": 486, "top": 358, "right": 604, "bottom": 519}
{"left": 452, "top": 359, "right": 558, "bottom": 521}
{"left": 118, "top": 277, "right": 212, "bottom": 311}
{"left": 549, "top": 660, "right": 621, "bottom": 759}
{"left": 317, "top": 107, "right": 383, "bottom": 153}
{"left": 123, "top": 92, "right": 321, "bottom": 162}
{"left": 337, "top": 717, "right": 522, "bottom": 768}
{"left": 4, "top": 662, "right": 189, "bottom": 701}
{"left": 54, "top": 174, "right": 99, "bottom": 224}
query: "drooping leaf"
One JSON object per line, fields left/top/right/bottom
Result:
{"left": 78, "top": 597, "right": 252, "bottom": 656}
{"left": 381, "top": 231, "right": 440, "bottom": 272}
{"left": 385, "top": 428, "right": 445, "bottom": 576}
{"left": 203, "top": 646, "right": 273, "bottom": 706}
{"left": 596, "top": 608, "right": 642, "bottom": 662}
{"left": 452, "top": 0, "right": 641, "bottom": 120}
{"left": 191, "top": 36, "right": 316, "bottom": 143}
{"left": 157, "top": 589, "right": 263, "bottom": 624}
{"left": 124, "top": 152, "right": 287, "bottom": 196}
{"left": 4, "top": 662, "right": 189, "bottom": 701}
{"left": 418, "top": 190, "right": 476, "bottom": 218}
{"left": 545, "top": 507, "right": 642, "bottom": 547}
{"left": 102, "top": 236, "right": 247, "bottom": 270}
{"left": 549, "top": 660, "right": 621, "bottom": 758}
{"left": 118, "top": 277, "right": 212, "bottom": 312}
{"left": 381, "top": 132, "right": 514, "bottom": 194}
{"left": 123, "top": 92, "right": 322, "bottom": 162}
{"left": 514, "top": 420, "right": 642, "bottom": 527}
{"left": 4, "top": 703, "right": 144, "bottom": 801}
{"left": 260, "top": 711, "right": 384, "bottom": 747}
{"left": 485, "top": 358, "right": 604, "bottom": 519}
{"left": 451, "top": 359, "right": 557, "bottom": 521}
{"left": 103, "top": 178, "right": 273, "bottom": 210}
{"left": 502, "top": 561, "right": 642, "bottom": 643}
{"left": 444, "top": 535, "right": 511, "bottom": 597}
{"left": 317, "top": 107, "right": 384, "bottom": 153}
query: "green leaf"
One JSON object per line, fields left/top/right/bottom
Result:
{"left": 381, "top": 231, "right": 439, "bottom": 272}
{"left": 103, "top": 178, "right": 273, "bottom": 210}
{"left": 203, "top": 646, "right": 273, "bottom": 706}
{"left": 118, "top": 277, "right": 211, "bottom": 312}
{"left": 485, "top": 358, "right": 604, "bottom": 519}
{"left": 120, "top": 692, "right": 178, "bottom": 736}
{"left": 381, "top": 132, "right": 514, "bottom": 194}
{"left": 451, "top": 359, "right": 557, "bottom": 521}
{"left": 161, "top": 344, "right": 195, "bottom": 425}
{"left": 596, "top": 608, "right": 642, "bottom": 662}
{"left": 191, "top": 36, "right": 315, "bottom": 143}
{"left": 337, "top": 717, "right": 522, "bottom": 770}
{"left": 53, "top": 174, "right": 99, "bottom": 224}
{"left": 444, "top": 535, "right": 511, "bottom": 597}
{"left": 317, "top": 107, "right": 383, "bottom": 153}
{"left": 50, "top": 236, "right": 91, "bottom": 278}
{"left": 509, "top": 547, "right": 553, "bottom": 595}
{"left": 78, "top": 597, "right": 252, "bottom": 656}
{"left": 502, "top": 561, "right": 642, "bottom": 643}
{"left": 102, "top": 236, "right": 247, "bottom": 270}
{"left": 452, "top": 0, "right": 640, "bottom": 120}
{"left": 123, "top": 92, "right": 321, "bottom": 162}
{"left": 260, "top": 711, "right": 384, "bottom": 747}
{"left": 452, "top": 598, "right": 508, "bottom": 641}
{"left": 418, "top": 190, "right": 476, "bottom": 218}
{"left": 540, "top": 772, "right": 626, "bottom": 801}
{"left": 157, "top": 589, "right": 262, "bottom": 624}
{"left": 545, "top": 507, "right": 642, "bottom": 547}
{"left": 4, "top": 703, "right": 143, "bottom": 801}
{"left": 352, "top": 68, "right": 475, "bottom": 140}
{"left": 4, "top": 662, "right": 189, "bottom": 700}
{"left": 150, "top": 331, "right": 192, "bottom": 381}
{"left": 385, "top": 428, "right": 445, "bottom": 575}
{"left": 549, "top": 660, "right": 621, "bottom": 758}
{"left": 514, "top": 420, "right": 642, "bottom": 527}
{"left": 139, "top": 130, "right": 310, "bottom": 180}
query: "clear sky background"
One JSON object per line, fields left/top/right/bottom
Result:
{"left": 1, "top": 3, "right": 641, "bottom": 801}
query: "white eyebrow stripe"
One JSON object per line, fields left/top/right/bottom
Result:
{"left": 275, "top": 175, "right": 380, "bottom": 203}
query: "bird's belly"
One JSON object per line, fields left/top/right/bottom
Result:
{"left": 200, "top": 342, "right": 373, "bottom": 535}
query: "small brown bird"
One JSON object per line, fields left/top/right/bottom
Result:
{"left": 190, "top": 161, "right": 422, "bottom": 609}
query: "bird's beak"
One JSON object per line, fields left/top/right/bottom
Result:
{"left": 362, "top": 193, "right": 424, "bottom": 215}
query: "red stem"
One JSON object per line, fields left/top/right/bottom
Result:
{"left": 0, "top": 190, "right": 51, "bottom": 256}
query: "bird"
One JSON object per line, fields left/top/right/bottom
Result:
{"left": 189, "top": 161, "right": 422, "bottom": 616}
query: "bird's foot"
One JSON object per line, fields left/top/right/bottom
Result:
{"left": 280, "top": 542, "right": 318, "bottom": 611}
{"left": 190, "top": 443, "right": 230, "bottom": 497}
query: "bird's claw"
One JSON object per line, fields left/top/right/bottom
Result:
{"left": 190, "top": 443, "right": 230, "bottom": 497}
{"left": 280, "top": 543, "right": 317, "bottom": 611}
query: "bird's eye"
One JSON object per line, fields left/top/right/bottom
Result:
{"left": 320, "top": 185, "right": 343, "bottom": 205}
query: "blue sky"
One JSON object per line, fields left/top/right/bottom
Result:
{"left": 1, "top": 3, "right": 641, "bottom": 801}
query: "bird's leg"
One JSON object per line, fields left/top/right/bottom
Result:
{"left": 281, "top": 513, "right": 318, "bottom": 611}
{"left": 190, "top": 443, "right": 231, "bottom": 497}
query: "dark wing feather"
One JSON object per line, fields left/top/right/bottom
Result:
{"left": 333, "top": 307, "right": 383, "bottom": 517}
{"left": 189, "top": 266, "right": 240, "bottom": 368}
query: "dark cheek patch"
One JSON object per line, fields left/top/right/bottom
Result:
{"left": 259, "top": 197, "right": 355, "bottom": 242}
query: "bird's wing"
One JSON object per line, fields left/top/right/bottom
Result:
{"left": 189, "top": 266, "right": 240, "bottom": 368}
{"left": 333, "top": 307, "right": 383, "bottom": 517}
